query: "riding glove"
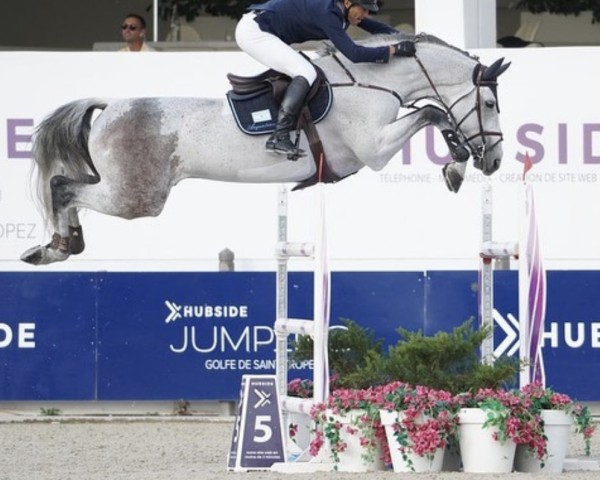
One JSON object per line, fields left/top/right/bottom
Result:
{"left": 393, "top": 41, "right": 416, "bottom": 57}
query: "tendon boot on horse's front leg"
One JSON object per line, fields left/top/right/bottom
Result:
{"left": 441, "top": 129, "right": 469, "bottom": 162}
{"left": 266, "top": 76, "right": 310, "bottom": 160}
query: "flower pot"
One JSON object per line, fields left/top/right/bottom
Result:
{"left": 325, "top": 410, "right": 386, "bottom": 472}
{"left": 380, "top": 409, "right": 444, "bottom": 472}
{"left": 458, "top": 407, "right": 517, "bottom": 473}
{"left": 514, "top": 409, "right": 573, "bottom": 473}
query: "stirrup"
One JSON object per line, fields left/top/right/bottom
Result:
{"left": 265, "top": 144, "right": 307, "bottom": 161}
{"left": 265, "top": 135, "right": 306, "bottom": 161}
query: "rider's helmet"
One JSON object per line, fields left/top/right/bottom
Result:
{"left": 351, "top": 0, "right": 379, "bottom": 13}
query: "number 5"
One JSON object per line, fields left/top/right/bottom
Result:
{"left": 254, "top": 415, "right": 272, "bottom": 443}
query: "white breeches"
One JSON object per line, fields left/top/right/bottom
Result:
{"left": 235, "top": 12, "right": 317, "bottom": 86}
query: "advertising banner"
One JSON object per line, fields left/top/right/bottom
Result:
{"left": 1, "top": 270, "right": 599, "bottom": 400}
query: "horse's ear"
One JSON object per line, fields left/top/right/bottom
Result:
{"left": 481, "top": 57, "right": 504, "bottom": 81}
{"left": 496, "top": 61, "right": 511, "bottom": 78}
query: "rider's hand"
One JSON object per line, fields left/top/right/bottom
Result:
{"left": 392, "top": 41, "right": 416, "bottom": 57}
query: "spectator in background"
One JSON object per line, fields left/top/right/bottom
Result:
{"left": 119, "top": 13, "right": 154, "bottom": 51}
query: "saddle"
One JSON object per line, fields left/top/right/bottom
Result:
{"left": 226, "top": 66, "right": 332, "bottom": 135}
{"left": 227, "top": 66, "right": 350, "bottom": 189}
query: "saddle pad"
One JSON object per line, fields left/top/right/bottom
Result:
{"left": 226, "top": 81, "right": 333, "bottom": 136}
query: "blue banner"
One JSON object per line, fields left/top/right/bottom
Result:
{"left": 0, "top": 271, "right": 599, "bottom": 401}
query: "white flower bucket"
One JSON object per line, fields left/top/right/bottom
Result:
{"left": 514, "top": 409, "right": 572, "bottom": 473}
{"left": 458, "top": 408, "right": 516, "bottom": 473}
{"left": 325, "top": 409, "right": 386, "bottom": 472}
{"left": 380, "top": 409, "right": 444, "bottom": 473}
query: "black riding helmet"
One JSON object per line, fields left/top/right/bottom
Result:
{"left": 350, "top": 0, "right": 379, "bottom": 13}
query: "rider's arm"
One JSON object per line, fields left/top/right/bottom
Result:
{"left": 323, "top": 17, "right": 390, "bottom": 63}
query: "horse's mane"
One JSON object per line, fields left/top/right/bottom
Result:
{"left": 316, "top": 31, "right": 478, "bottom": 61}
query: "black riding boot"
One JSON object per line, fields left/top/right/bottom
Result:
{"left": 266, "top": 76, "right": 311, "bottom": 158}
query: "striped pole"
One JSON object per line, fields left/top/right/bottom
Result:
{"left": 520, "top": 153, "right": 547, "bottom": 387}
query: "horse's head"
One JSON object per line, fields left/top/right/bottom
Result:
{"left": 447, "top": 57, "right": 510, "bottom": 176}
{"left": 314, "top": 33, "right": 510, "bottom": 189}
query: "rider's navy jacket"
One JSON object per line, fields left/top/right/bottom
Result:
{"left": 248, "top": 0, "right": 396, "bottom": 63}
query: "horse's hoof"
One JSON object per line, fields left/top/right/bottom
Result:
{"left": 20, "top": 246, "right": 44, "bottom": 265}
{"left": 20, "top": 245, "right": 70, "bottom": 265}
{"left": 442, "top": 162, "right": 466, "bottom": 193}
{"left": 69, "top": 226, "right": 85, "bottom": 255}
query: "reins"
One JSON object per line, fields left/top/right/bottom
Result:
{"left": 326, "top": 49, "right": 504, "bottom": 163}
{"left": 329, "top": 53, "right": 404, "bottom": 104}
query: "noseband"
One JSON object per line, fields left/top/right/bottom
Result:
{"left": 414, "top": 57, "right": 504, "bottom": 162}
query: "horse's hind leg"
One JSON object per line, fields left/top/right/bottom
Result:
{"left": 21, "top": 175, "right": 96, "bottom": 265}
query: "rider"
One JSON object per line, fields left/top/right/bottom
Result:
{"left": 235, "top": 0, "right": 416, "bottom": 158}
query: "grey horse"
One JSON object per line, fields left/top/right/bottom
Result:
{"left": 22, "top": 32, "right": 509, "bottom": 265}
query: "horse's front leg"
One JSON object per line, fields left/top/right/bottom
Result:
{"left": 426, "top": 112, "right": 470, "bottom": 193}
{"left": 380, "top": 106, "right": 468, "bottom": 193}
{"left": 375, "top": 105, "right": 449, "bottom": 163}
{"left": 434, "top": 121, "right": 470, "bottom": 193}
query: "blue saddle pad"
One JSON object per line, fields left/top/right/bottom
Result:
{"left": 226, "top": 81, "right": 333, "bottom": 136}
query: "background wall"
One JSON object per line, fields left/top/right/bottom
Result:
{"left": 3, "top": 0, "right": 593, "bottom": 50}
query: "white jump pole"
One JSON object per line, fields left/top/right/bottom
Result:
{"left": 480, "top": 174, "right": 536, "bottom": 388}
{"left": 480, "top": 178, "right": 495, "bottom": 365}
{"left": 275, "top": 185, "right": 290, "bottom": 402}
{"left": 480, "top": 177, "right": 520, "bottom": 366}
{"left": 312, "top": 182, "right": 330, "bottom": 406}
{"left": 274, "top": 183, "right": 330, "bottom": 417}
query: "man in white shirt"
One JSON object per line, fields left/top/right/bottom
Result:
{"left": 119, "top": 13, "right": 155, "bottom": 52}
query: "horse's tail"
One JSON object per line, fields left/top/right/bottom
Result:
{"left": 32, "top": 98, "right": 107, "bottom": 230}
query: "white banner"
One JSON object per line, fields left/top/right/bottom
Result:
{"left": 1, "top": 48, "right": 599, "bottom": 272}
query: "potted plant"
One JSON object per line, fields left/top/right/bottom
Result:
{"left": 456, "top": 388, "right": 546, "bottom": 473}
{"left": 309, "top": 386, "right": 388, "bottom": 472}
{"left": 514, "top": 381, "right": 596, "bottom": 472}
{"left": 379, "top": 382, "right": 460, "bottom": 472}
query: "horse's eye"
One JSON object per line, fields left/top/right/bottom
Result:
{"left": 485, "top": 100, "right": 496, "bottom": 109}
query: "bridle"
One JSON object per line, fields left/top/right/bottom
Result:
{"left": 413, "top": 56, "right": 504, "bottom": 163}
{"left": 327, "top": 49, "right": 505, "bottom": 164}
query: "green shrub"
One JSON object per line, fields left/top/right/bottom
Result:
{"left": 384, "top": 318, "right": 519, "bottom": 393}
{"left": 290, "top": 318, "right": 520, "bottom": 393}
{"left": 290, "top": 318, "right": 387, "bottom": 389}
